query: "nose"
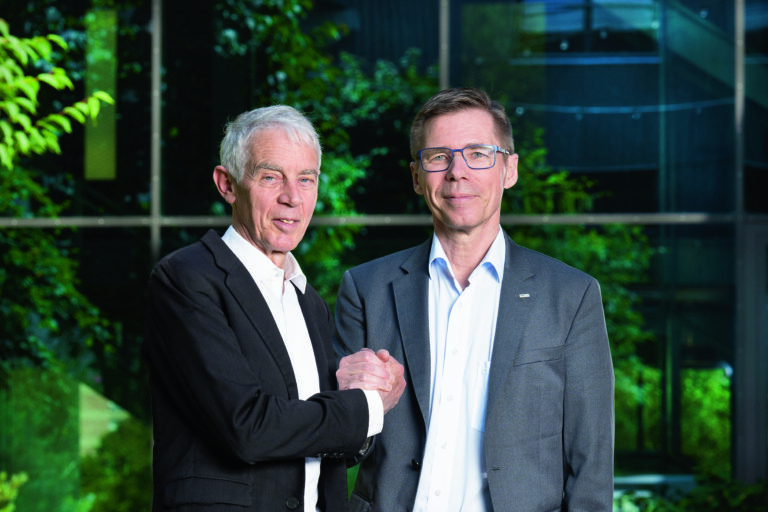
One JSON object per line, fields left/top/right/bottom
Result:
{"left": 445, "top": 151, "right": 470, "bottom": 180}
{"left": 278, "top": 179, "right": 303, "bottom": 206}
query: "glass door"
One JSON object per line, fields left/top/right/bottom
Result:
{"left": 734, "top": 224, "right": 768, "bottom": 482}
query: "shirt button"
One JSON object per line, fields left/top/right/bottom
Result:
{"left": 286, "top": 496, "right": 301, "bottom": 509}
{"left": 435, "top": 490, "right": 442, "bottom": 496}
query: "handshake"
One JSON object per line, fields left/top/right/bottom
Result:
{"left": 337, "top": 348, "right": 406, "bottom": 414}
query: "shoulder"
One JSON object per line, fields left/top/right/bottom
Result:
{"left": 505, "top": 233, "right": 598, "bottom": 286}
{"left": 150, "top": 230, "right": 231, "bottom": 285}
{"left": 346, "top": 240, "right": 429, "bottom": 280}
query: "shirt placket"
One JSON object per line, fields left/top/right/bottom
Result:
{"left": 426, "top": 290, "right": 472, "bottom": 508}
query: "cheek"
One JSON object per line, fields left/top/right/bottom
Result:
{"left": 303, "top": 190, "right": 318, "bottom": 210}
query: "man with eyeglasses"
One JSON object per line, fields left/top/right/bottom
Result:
{"left": 334, "top": 87, "right": 614, "bottom": 511}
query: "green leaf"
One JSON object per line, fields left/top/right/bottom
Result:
{"left": 16, "top": 112, "right": 32, "bottom": 131}
{"left": 29, "top": 35, "right": 52, "bottom": 59}
{"left": 14, "top": 97, "right": 37, "bottom": 114}
{"left": 27, "top": 128, "right": 47, "bottom": 153}
{"left": 92, "top": 90, "right": 115, "bottom": 105}
{"left": 87, "top": 96, "right": 101, "bottom": 120}
{"left": 42, "top": 130, "right": 61, "bottom": 154}
{"left": 63, "top": 105, "right": 86, "bottom": 123}
{"left": 0, "top": 143, "right": 13, "bottom": 169}
{"left": 0, "top": 120, "right": 12, "bottom": 142}
{"left": 74, "top": 101, "right": 90, "bottom": 116}
{"left": 47, "top": 33, "right": 68, "bottom": 50}
{"left": 38, "top": 69, "right": 73, "bottom": 90}
{"left": 7, "top": 36, "right": 28, "bottom": 66}
{"left": 13, "top": 130, "right": 30, "bottom": 153}
{"left": 39, "top": 114, "right": 72, "bottom": 134}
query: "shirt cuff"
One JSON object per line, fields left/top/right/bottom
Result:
{"left": 362, "top": 389, "right": 384, "bottom": 437}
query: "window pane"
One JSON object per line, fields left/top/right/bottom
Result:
{"left": 459, "top": 0, "right": 742, "bottom": 214}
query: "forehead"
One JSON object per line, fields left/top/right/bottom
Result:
{"left": 423, "top": 108, "right": 497, "bottom": 147}
{"left": 249, "top": 128, "right": 319, "bottom": 169}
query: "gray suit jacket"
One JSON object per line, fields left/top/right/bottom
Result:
{"left": 333, "top": 232, "right": 614, "bottom": 512}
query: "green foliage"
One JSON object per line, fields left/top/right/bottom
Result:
{"left": 680, "top": 368, "right": 731, "bottom": 476}
{"left": 0, "top": 19, "right": 115, "bottom": 380}
{"left": 213, "top": 1, "right": 437, "bottom": 304}
{"left": 0, "top": 368, "right": 80, "bottom": 512}
{"left": 615, "top": 476, "right": 768, "bottom": 511}
{"left": 0, "top": 471, "right": 28, "bottom": 512}
{"left": 614, "top": 365, "right": 662, "bottom": 458}
{"left": 0, "top": 18, "right": 113, "bottom": 169}
{"left": 80, "top": 417, "right": 152, "bottom": 512}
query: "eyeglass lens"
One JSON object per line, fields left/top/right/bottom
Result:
{"left": 420, "top": 145, "right": 497, "bottom": 171}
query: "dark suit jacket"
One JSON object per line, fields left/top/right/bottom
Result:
{"left": 333, "top": 232, "right": 615, "bottom": 512}
{"left": 143, "top": 230, "right": 369, "bottom": 511}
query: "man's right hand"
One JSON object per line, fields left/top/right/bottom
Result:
{"left": 337, "top": 348, "right": 406, "bottom": 414}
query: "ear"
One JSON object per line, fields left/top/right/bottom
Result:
{"left": 213, "top": 166, "right": 237, "bottom": 205}
{"left": 411, "top": 161, "right": 425, "bottom": 196}
{"left": 503, "top": 153, "right": 519, "bottom": 190}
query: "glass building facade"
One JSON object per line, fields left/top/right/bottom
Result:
{"left": 1, "top": 0, "right": 766, "bottom": 508}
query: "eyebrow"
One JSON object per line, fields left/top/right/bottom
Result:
{"left": 251, "top": 162, "right": 319, "bottom": 176}
{"left": 253, "top": 162, "right": 281, "bottom": 173}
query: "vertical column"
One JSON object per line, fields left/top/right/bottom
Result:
{"left": 85, "top": 9, "right": 117, "bottom": 181}
{"left": 150, "top": 0, "right": 163, "bottom": 262}
{"left": 439, "top": 0, "right": 450, "bottom": 90}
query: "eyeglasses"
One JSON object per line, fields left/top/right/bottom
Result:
{"left": 417, "top": 144, "right": 511, "bottom": 172}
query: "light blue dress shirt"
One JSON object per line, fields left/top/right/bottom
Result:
{"left": 414, "top": 228, "right": 506, "bottom": 512}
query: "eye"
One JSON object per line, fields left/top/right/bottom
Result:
{"left": 260, "top": 172, "right": 283, "bottom": 185}
{"left": 424, "top": 150, "right": 450, "bottom": 163}
{"left": 298, "top": 175, "right": 318, "bottom": 187}
{"left": 466, "top": 146, "right": 493, "bottom": 161}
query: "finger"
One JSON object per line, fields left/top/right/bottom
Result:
{"left": 375, "top": 349, "right": 391, "bottom": 362}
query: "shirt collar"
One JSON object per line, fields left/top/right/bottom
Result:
{"left": 222, "top": 226, "right": 307, "bottom": 294}
{"left": 428, "top": 227, "right": 505, "bottom": 284}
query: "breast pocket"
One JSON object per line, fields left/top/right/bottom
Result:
{"left": 513, "top": 346, "right": 564, "bottom": 367}
{"left": 163, "top": 476, "right": 252, "bottom": 507}
{"left": 512, "top": 346, "right": 565, "bottom": 438}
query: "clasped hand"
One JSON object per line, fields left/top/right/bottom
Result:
{"left": 337, "top": 348, "right": 406, "bottom": 413}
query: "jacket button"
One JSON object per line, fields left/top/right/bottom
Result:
{"left": 286, "top": 496, "right": 301, "bottom": 509}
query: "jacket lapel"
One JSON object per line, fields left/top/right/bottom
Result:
{"left": 393, "top": 240, "right": 433, "bottom": 427}
{"left": 201, "top": 230, "right": 299, "bottom": 399}
{"left": 296, "top": 286, "right": 334, "bottom": 392}
{"left": 486, "top": 234, "right": 535, "bottom": 418}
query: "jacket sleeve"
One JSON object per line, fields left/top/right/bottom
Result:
{"left": 562, "top": 278, "right": 615, "bottom": 511}
{"left": 142, "top": 250, "right": 370, "bottom": 464}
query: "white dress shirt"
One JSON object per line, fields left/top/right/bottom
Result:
{"left": 413, "top": 228, "right": 505, "bottom": 512}
{"left": 222, "top": 227, "right": 382, "bottom": 512}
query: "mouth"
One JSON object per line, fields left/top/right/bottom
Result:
{"left": 445, "top": 193, "right": 473, "bottom": 201}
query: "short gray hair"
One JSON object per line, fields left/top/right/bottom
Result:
{"left": 410, "top": 87, "right": 514, "bottom": 161}
{"left": 219, "top": 105, "right": 322, "bottom": 183}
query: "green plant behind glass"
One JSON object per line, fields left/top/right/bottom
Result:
{"left": 0, "top": 17, "right": 114, "bottom": 512}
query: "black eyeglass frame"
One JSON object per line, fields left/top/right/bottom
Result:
{"left": 416, "top": 144, "right": 512, "bottom": 173}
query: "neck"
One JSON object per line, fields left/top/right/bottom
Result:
{"left": 434, "top": 225, "right": 499, "bottom": 288}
